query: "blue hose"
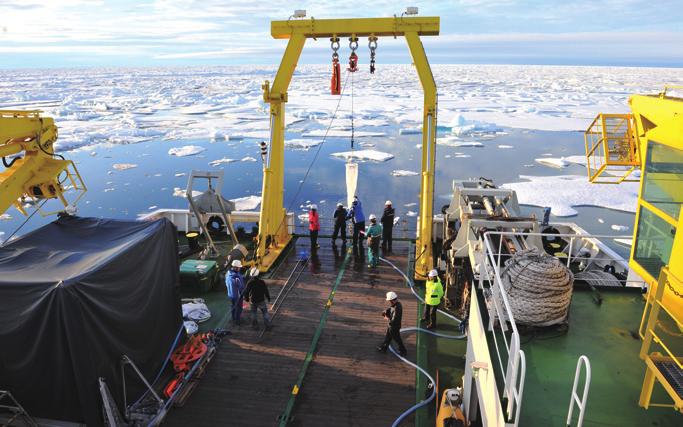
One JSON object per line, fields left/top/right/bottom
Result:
{"left": 380, "top": 257, "right": 466, "bottom": 425}
{"left": 389, "top": 342, "right": 436, "bottom": 427}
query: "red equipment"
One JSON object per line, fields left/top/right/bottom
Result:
{"left": 331, "top": 58, "right": 341, "bottom": 95}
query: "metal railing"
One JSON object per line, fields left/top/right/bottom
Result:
{"left": 479, "top": 230, "right": 638, "bottom": 425}
{"left": 566, "top": 355, "right": 592, "bottom": 427}
{"left": 480, "top": 235, "right": 526, "bottom": 425}
{"left": 483, "top": 231, "right": 642, "bottom": 288}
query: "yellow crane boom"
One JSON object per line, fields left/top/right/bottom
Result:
{"left": 0, "top": 110, "right": 86, "bottom": 217}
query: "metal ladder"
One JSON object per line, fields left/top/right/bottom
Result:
{"left": 0, "top": 390, "right": 37, "bottom": 427}
{"left": 566, "top": 355, "right": 591, "bottom": 427}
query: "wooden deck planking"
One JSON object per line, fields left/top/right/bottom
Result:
{"left": 166, "top": 239, "right": 417, "bottom": 426}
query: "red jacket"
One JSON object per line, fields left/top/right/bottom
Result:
{"left": 309, "top": 210, "right": 320, "bottom": 231}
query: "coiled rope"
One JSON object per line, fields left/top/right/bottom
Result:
{"left": 500, "top": 248, "right": 574, "bottom": 327}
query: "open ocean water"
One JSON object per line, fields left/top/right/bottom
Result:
{"left": 0, "top": 126, "right": 635, "bottom": 259}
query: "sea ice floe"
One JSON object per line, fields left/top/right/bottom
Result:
{"left": 330, "top": 150, "right": 394, "bottom": 163}
{"left": 241, "top": 156, "right": 257, "bottom": 162}
{"left": 112, "top": 163, "right": 137, "bottom": 170}
{"left": 498, "top": 145, "right": 514, "bottom": 149}
{"left": 232, "top": 195, "right": 261, "bottom": 211}
{"left": 168, "top": 145, "right": 206, "bottom": 157}
{"left": 502, "top": 175, "right": 639, "bottom": 217}
{"left": 406, "top": 211, "right": 418, "bottom": 217}
{"left": 404, "top": 203, "right": 417, "bottom": 207}
{"left": 208, "top": 158, "right": 237, "bottom": 166}
{"left": 303, "top": 130, "right": 386, "bottom": 138}
{"left": 172, "top": 187, "right": 202, "bottom": 198}
{"left": 535, "top": 157, "right": 569, "bottom": 168}
{"left": 285, "top": 139, "right": 322, "bottom": 150}
{"left": 0, "top": 214, "right": 12, "bottom": 221}
{"left": 391, "top": 170, "right": 419, "bottom": 177}
{"left": 3, "top": 65, "right": 681, "bottom": 155}
{"left": 611, "top": 224, "right": 629, "bottom": 231}
{"left": 445, "top": 115, "right": 500, "bottom": 136}
{"left": 437, "top": 138, "right": 484, "bottom": 148}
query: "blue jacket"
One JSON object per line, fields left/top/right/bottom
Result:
{"left": 226, "top": 269, "right": 245, "bottom": 299}
{"left": 347, "top": 200, "right": 365, "bottom": 223}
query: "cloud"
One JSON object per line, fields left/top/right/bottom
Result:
{"left": 0, "top": 1, "right": 681, "bottom": 67}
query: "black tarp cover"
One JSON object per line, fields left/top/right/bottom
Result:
{"left": 0, "top": 216, "right": 183, "bottom": 426}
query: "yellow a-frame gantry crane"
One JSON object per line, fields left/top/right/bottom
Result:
{"left": 256, "top": 14, "right": 440, "bottom": 278}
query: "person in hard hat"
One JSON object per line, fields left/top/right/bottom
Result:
{"left": 423, "top": 269, "right": 444, "bottom": 329}
{"left": 243, "top": 267, "right": 271, "bottom": 330}
{"left": 380, "top": 200, "right": 395, "bottom": 253}
{"left": 332, "top": 203, "right": 347, "bottom": 246}
{"left": 364, "top": 214, "right": 383, "bottom": 268}
{"left": 308, "top": 204, "right": 320, "bottom": 250}
{"left": 346, "top": 196, "right": 365, "bottom": 255}
{"left": 377, "top": 291, "right": 407, "bottom": 356}
{"left": 226, "top": 259, "right": 246, "bottom": 325}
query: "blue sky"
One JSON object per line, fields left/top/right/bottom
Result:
{"left": 1, "top": 0, "right": 682, "bottom": 68}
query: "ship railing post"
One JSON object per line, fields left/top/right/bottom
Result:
{"left": 566, "top": 355, "right": 591, "bottom": 427}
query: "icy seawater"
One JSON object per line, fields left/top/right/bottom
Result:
{"left": 1, "top": 64, "right": 671, "bottom": 255}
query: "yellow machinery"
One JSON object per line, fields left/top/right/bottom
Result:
{"left": 255, "top": 15, "right": 440, "bottom": 278}
{"left": 0, "top": 110, "right": 86, "bottom": 218}
{"left": 584, "top": 87, "right": 683, "bottom": 411}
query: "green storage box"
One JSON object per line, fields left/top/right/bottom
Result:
{"left": 179, "top": 259, "right": 218, "bottom": 293}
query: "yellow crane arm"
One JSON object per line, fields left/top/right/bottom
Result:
{"left": 0, "top": 110, "right": 86, "bottom": 216}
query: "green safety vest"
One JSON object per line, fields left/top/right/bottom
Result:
{"left": 425, "top": 278, "right": 443, "bottom": 306}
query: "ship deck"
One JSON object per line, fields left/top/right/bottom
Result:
{"left": 423, "top": 284, "right": 683, "bottom": 427}
{"left": 516, "top": 286, "right": 681, "bottom": 426}
{"left": 166, "top": 238, "right": 424, "bottom": 426}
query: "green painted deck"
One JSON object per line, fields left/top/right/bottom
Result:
{"left": 417, "top": 282, "right": 681, "bottom": 426}
{"left": 519, "top": 287, "right": 680, "bottom": 426}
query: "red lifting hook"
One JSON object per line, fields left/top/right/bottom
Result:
{"left": 348, "top": 52, "right": 358, "bottom": 73}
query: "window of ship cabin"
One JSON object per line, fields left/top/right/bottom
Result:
{"left": 633, "top": 206, "right": 676, "bottom": 279}
{"left": 641, "top": 141, "right": 683, "bottom": 221}
{"left": 633, "top": 141, "right": 681, "bottom": 279}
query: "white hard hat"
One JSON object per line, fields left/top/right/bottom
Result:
{"left": 231, "top": 259, "right": 242, "bottom": 268}
{"left": 250, "top": 267, "right": 260, "bottom": 277}
{"left": 385, "top": 200, "right": 392, "bottom": 205}
{"left": 310, "top": 204, "right": 317, "bottom": 210}
{"left": 337, "top": 202, "right": 343, "bottom": 207}
{"left": 386, "top": 291, "right": 398, "bottom": 301}
{"left": 428, "top": 269, "right": 438, "bottom": 278}
{"left": 369, "top": 214, "right": 377, "bottom": 220}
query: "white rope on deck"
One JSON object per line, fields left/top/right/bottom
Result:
{"left": 500, "top": 248, "right": 574, "bottom": 327}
